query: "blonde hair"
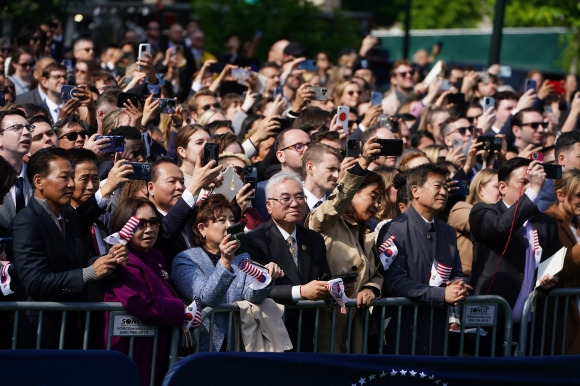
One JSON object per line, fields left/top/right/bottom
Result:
{"left": 422, "top": 144, "right": 447, "bottom": 164}
{"left": 374, "top": 167, "right": 399, "bottom": 220}
{"left": 554, "top": 168, "right": 580, "bottom": 206}
{"left": 466, "top": 168, "right": 498, "bottom": 205}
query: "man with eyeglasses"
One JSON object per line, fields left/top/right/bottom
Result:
{"left": 53, "top": 114, "right": 88, "bottom": 150}
{"left": 511, "top": 108, "right": 547, "bottom": 155}
{"left": 0, "top": 109, "right": 34, "bottom": 230}
{"left": 252, "top": 128, "right": 311, "bottom": 220}
{"left": 15, "top": 56, "right": 56, "bottom": 110}
{"left": 39, "top": 62, "right": 70, "bottom": 124}
{"left": 382, "top": 59, "right": 417, "bottom": 115}
{"left": 185, "top": 89, "right": 220, "bottom": 122}
{"left": 9, "top": 148, "right": 127, "bottom": 348}
{"left": 73, "top": 38, "right": 96, "bottom": 61}
{"left": 246, "top": 170, "right": 331, "bottom": 351}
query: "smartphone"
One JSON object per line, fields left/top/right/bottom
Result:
{"left": 371, "top": 91, "right": 382, "bottom": 107}
{"left": 62, "top": 59, "right": 73, "bottom": 72}
{"left": 483, "top": 96, "right": 495, "bottom": 113}
{"left": 499, "top": 65, "right": 512, "bottom": 78}
{"left": 542, "top": 163, "right": 562, "bottom": 179}
{"left": 273, "top": 86, "right": 283, "bottom": 99}
{"left": 477, "top": 71, "right": 490, "bottom": 84}
{"left": 231, "top": 68, "right": 250, "bottom": 80}
{"left": 299, "top": 59, "right": 317, "bottom": 72}
{"left": 336, "top": 106, "right": 350, "bottom": 134}
{"left": 530, "top": 152, "right": 544, "bottom": 162}
{"left": 155, "top": 73, "right": 165, "bottom": 86}
{"left": 124, "top": 162, "right": 151, "bottom": 180}
{"left": 346, "top": 139, "right": 361, "bottom": 158}
{"left": 448, "top": 92, "right": 465, "bottom": 105}
{"left": 451, "top": 180, "right": 470, "bottom": 196}
{"left": 309, "top": 86, "right": 328, "bottom": 101}
{"left": 440, "top": 79, "right": 451, "bottom": 91}
{"left": 203, "top": 143, "right": 219, "bottom": 166}
{"left": 226, "top": 222, "right": 246, "bottom": 255}
{"left": 138, "top": 43, "right": 151, "bottom": 59}
{"left": 153, "top": 98, "right": 176, "bottom": 114}
{"left": 525, "top": 79, "right": 537, "bottom": 93}
{"left": 547, "top": 80, "right": 565, "bottom": 95}
{"left": 117, "top": 92, "right": 143, "bottom": 108}
{"left": 373, "top": 138, "right": 404, "bottom": 156}
{"left": 331, "top": 272, "right": 358, "bottom": 284}
{"left": 242, "top": 166, "right": 258, "bottom": 198}
{"left": 453, "top": 138, "right": 464, "bottom": 149}
{"left": 61, "top": 85, "right": 76, "bottom": 103}
{"left": 209, "top": 62, "right": 227, "bottom": 73}
{"left": 477, "top": 136, "right": 502, "bottom": 152}
{"left": 96, "top": 135, "right": 124, "bottom": 153}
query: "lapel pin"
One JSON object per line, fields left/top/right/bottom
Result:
{"left": 301, "top": 245, "right": 306, "bottom": 250}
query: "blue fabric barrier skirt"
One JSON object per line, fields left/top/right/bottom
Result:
{"left": 0, "top": 350, "right": 141, "bottom": 386}
{"left": 163, "top": 352, "right": 580, "bottom": 386}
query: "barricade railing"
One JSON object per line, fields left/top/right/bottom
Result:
{"left": 0, "top": 301, "right": 170, "bottom": 386}
{"left": 516, "top": 287, "right": 580, "bottom": 356}
{"left": 189, "top": 295, "right": 513, "bottom": 357}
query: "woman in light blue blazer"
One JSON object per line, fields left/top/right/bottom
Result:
{"left": 172, "top": 194, "right": 283, "bottom": 351}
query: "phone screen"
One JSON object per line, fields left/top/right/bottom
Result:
{"left": 203, "top": 143, "right": 219, "bottom": 166}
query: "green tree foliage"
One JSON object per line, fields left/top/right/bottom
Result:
{"left": 502, "top": 0, "right": 580, "bottom": 73}
{"left": 191, "top": 0, "right": 362, "bottom": 62}
{"left": 342, "top": 0, "right": 487, "bottom": 29}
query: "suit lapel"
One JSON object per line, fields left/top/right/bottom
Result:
{"left": 265, "top": 221, "right": 302, "bottom": 285}
{"left": 296, "top": 226, "right": 311, "bottom": 280}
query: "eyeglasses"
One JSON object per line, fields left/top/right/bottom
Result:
{"left": 396, "top": 69, "right": 416, "bottom": 77}
{"left": 49, "top": 74, "right": 67, "bottom": 80}
{"left": 521, "top": 121, "right": 548, "bottom": 130}
{"left": 280, "top": 142, "right": 311, "bottom": 152}
{"left": 267, "top": 195, "right": 306, "bottom": 206}
{"left": 137, "top": 217, "right": 161, "bottom": 229}
{"left": 451, "top": 126, "right": 474, "bottom": 136}
{"left": 202, "top": 102, "right": 221, "bottom": 111}
{"left": 1, "top": 124, "right": 35, "bottom": 133}
{"left": 17, "top": 62, "right": 35, "bottom": 68}
{"left": 75, "top": 68, "right": 87, "bottom": 74}
{"left": 346, "top": 90, "right": 361, "bottom": 96}
{"left": 466, "top": 115, "right": 481, "bottom": 123}
{"left": 58, "top": 131, "right": 88, "bottom": 141}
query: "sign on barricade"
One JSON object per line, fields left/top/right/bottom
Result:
{"left": 111, "top": 312, "right": 156, "bottom": 337}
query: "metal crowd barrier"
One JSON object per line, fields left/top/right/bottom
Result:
{"left": 189, "top": 295, "right": 513, "bottom": 357}
{"left": 0, "top": 301, "right": 170, "bottom": 386}
{"left": 516, "top": 287, "right": 580, "bottom": 356}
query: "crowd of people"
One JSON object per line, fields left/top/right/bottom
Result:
{"left": 2, "top": 15, "right": 580, "bottom": 385}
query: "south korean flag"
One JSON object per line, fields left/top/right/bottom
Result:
{"left": 378, "top": 235, "right": 398, "bottom": 270}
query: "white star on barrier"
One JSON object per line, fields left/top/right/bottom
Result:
{"left": 359, "top": 377, "right": 366, "bottom": 385}
{"left": 419, "top": 372, "right": 427, "bottom": 378}
{"left": 380, "top": 371, "right": 387, "bottom": 378}
{"left": 409, "top": 370, "right": 417, "bottom": 377}
{"left": 400, "top": 370, "right": 407, "bottom": 376}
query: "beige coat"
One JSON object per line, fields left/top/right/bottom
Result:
{"left": 305, "top": 170, "right": 383, "bottom": 353}
{"left": 447, "top": 200, "right": 474, "bottom": 279}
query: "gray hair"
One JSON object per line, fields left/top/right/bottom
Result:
{"left": 265, "top": 170, "right": 303, "bottom": 199}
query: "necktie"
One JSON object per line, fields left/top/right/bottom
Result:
{"left": 313, "top": 200, "right": 323, "bottom": 209}
{"left": 15, "top": 177, "right": 25, "bottom": 213}
{"left": 287, "top": 236, "right": 298, "bottom": 267}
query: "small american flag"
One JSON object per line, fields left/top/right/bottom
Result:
{"left": 119, "top": 216, "right": 140, "bottom": 244}
{"left": 429, "top": 259, "right": 452, "bottom": 287}
{"left": 238, "top": 259, "right": 267, "bottom": 283}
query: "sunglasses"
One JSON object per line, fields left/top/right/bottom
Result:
{"left": 452, "top": 126, "right": 474, "bottom": 136}
{"left": 522, "top": 121, "right": 548, "bottom": 130}
{"left": 137, "top": 217, "right": 161, "bottom": 229}
{"left": 346, "top": 90, "right": 361, "bottom": 96}
{"left": 202, "top": 102, "right": 221, "bottom": 111}
{"left": 397, "top": 69, "right": 416, "bottom": 77}
{"left": 18, "top": 62, "right": 35, "bottom": 68}
{"left": 82, "top": 47, "right": 95, "bottom": 52}
{"left": 58, "top": 131, "right": 88, "bottom": 141}
{"left": 75, "top": 68, "right": 87, "bottom": 74}
{"left": 0, "top": 47, "right": 10, "bottom": 53}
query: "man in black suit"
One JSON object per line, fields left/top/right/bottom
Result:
{"left": 246, "top": 170, "right": 331, "bottom": 351}
{"left": 9, "top": 148, "right": 127, "bottom": 348}
{"left": 148, "top": 159, "right": 222, "bottom": 269}
{"left": 470, "top": 157, "right": 560, "bottom": 353}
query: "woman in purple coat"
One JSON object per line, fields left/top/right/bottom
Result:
{"left": 101, "top": 197, "right": 186, "bottom": 386}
